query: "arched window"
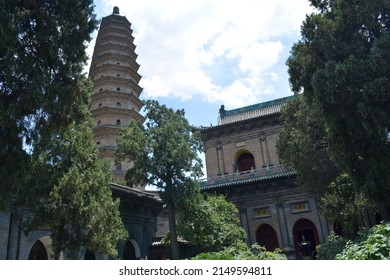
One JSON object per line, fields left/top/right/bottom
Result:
{"left": 28, "top": 240, "right": 48, "bottom": 260}
{"left": 236, "top": 152, "right": 256, "bottom": 172}
{"left": 116, "top": 102, "right": 121, "bottom": 107}
{"left": 116, "top": 163, "right": 122, "bottom": 171}
{"left": 116, "top": 119, "right": 121, "bottom": 126}
{"left": 97, "top": 120, "right": 101, "bottom": 126}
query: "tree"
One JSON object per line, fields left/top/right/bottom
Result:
{"left": 319, "top": 172, "right": 368, "bottom": 238}
{"left": 26, "top": 88, "right": 127, "bottom": 258}
{"left": 177, "top": 189, "right": 246, "bottom": 253}
{"left": 286, "top": 0, "right": 390, "bottom": 205}
{"left": 276, "top": 95, "right": 366, "bottom": 237}
{"left": 276, "top": 94, "right": 339, "bottom": 195}
{"left": 115, "top": 100, "right": 203, "bottom": 259}
{"left": 0, "top": 1, "right": 127, "bottom": 258}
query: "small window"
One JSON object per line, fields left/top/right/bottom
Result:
{"left": 96, "top": 141, "right": 100, "bottom": 145}
{"left": 97, "top": 120, "right": 101, "bottom": 126}
{"left": 116, "top": 87, "right": 120, "bottom": 91}
{"left": 116, "top": 119, "right": 121, "bottom": 126}
{"left": 117, "top": 62, "right": 120, "bottom": 65}
{"left": 100, "top": 88, "right": 103, "bottom": 91}
{"left": 117, "top": 74, "right": 120, "bottom": 77}
{"left": 116, "top": 102, "right": 121, "bottom": 107}
{"left": 98, "top": 103, "right": 102, "bottom": 108}
{"left": 116, "top": 163, "right": 122, "bottom": 171}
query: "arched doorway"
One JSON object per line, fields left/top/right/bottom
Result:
{"left": 28, "top": 240, "right": 48, "bottom": 260}
{"left": 333, "top": 220, "right": 344, "bottom": 236}
{"left": 293, "top": 219, "right": 320, "bottom": 259}
{"left": 84, "top": 248, "right": 96, "bottom": 260}
{"left": 123, "top": 241, "right": 136, "bottom": 260}
{"left": 256, "top": 224, "right": 279, "bottom": 251}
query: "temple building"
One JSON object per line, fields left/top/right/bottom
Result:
{"left": 199, "top": 96, "right": 330, "bottom": 259}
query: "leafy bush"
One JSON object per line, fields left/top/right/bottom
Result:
{"left": 191, "top": 242, "right": 287, "bottom": 260}
{"left": 316, "top": 233, "right": 347, "bottom": 260}
{"left": 336, "top": 222, "right": 390, "bottom": 260}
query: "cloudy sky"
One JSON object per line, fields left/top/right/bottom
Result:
{"left": 88, "top": 0, "right": 313, "bottom": 127}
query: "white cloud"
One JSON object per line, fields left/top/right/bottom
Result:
{"left": 238, "top": 41, "right": 284, "bottom": 75}
{"left": 96, "top": 0, "right": 312, "bottom": 107}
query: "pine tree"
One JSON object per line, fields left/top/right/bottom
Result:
{"left": 0, "top": 1, "right": 127, "bottom": 258}
{"left": 116, "top": 100, "right": 203, "bottom": 259}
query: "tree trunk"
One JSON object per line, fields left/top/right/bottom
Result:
{"left": 167, "top": 203, "right": 179, "bottom": 259}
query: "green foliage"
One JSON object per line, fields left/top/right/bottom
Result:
{"left": 191, "top": 242, "right": 287, "bottom": 260}
{"left": 306, "top": 223, "right": 390, "bottom": 260}
{"left": 0, "top": 0, "right": 97, "bottom": 208}
{"left": 336, "top": 222, "right": 390, "bottom": 260}
{"left": 277, "top": 97, "right": 363, "bottom": 237}
{"left": 278, "top": 0, "right": 390, "bottom": 238}
{"left": 177, "top": 192, "right": 246, "bottom": 253}
{"left": 0, "top": 0, "right": 96, "bottom": 200}
{"left": 45, "top": 117, "right": 127, "bottom": 259}
{"left": 0, "top": 1, "right": 127, "bottom": 258}
{"left": 319, "top": 173, "right": 367, "bottom": 238}
{"left": 25, "top": 88, "right": 127, "bottom": 259}
{"left": 286, "top": 0, "right": 390, "bottom": 204}
{"left": 276, "top": 94, "right": 339, "bottom": 194}
{"left": 116, "top": 100, "right": 204, "bottom": 259}
{"left": 316, "top": 233, "right": 347, "bottom": 260}
{"left": 116, "top": 100, "right": 203, "bottom": 193}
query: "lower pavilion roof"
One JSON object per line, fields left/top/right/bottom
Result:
{"left": 200, "top": 165, "right": 296, "bottom": 190}
{"left": 109, "top": 183, "right": 162, "bottom": 203}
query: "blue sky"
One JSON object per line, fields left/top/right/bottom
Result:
{"left": 87, "top": 0, "right": 313, "bottom": 127}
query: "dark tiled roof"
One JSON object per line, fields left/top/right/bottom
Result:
{"left": 200, "top": 166, "right": 296, "bottom": 190}
{"left": 109, "top": 183, "right": 162, "bottom": 202}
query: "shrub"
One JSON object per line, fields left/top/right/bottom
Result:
{"left": 191, "top": 242, "right": 287, "bottom": 260}
{"left": 316, "top": 232, "right": 347, "bottom": 260}
{"left": 336, "top": 222, "right": 390, "bottom": 260}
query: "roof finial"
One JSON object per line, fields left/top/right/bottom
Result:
{"left": 113, "top": 6, "right": 120, "bottom": 15}
{"left": 219, "top": 105, "right": 226, "bottom": 118}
